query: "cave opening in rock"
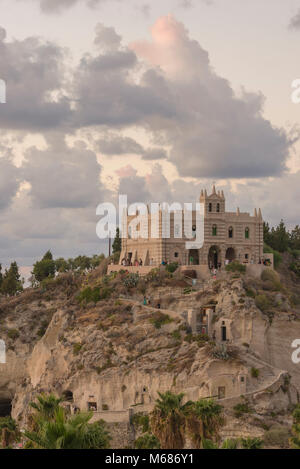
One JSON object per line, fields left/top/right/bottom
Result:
{"left": 0, "top": 398, "right": 12, "bottom": 417}
{"left": 62, "top": 390, "right": 73, "bottom": 402}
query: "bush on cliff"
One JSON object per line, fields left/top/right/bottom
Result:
{"left": 225, "top": 261, "right": 246, "bottom": 274}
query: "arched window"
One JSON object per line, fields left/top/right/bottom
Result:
{"left": 216, "top": 203, "right": 220, "bottom": 213}
{"left": 228, "top": 226, "right": 233, "bottom": 238}
{"left": 245, "top": 227, "right": 250, "bottom": 239}
{"left": 208, "top": 203, "right": 212, "bottom": 213}
{"left": 212, "top": 225, "right": 217, "bottom": 236}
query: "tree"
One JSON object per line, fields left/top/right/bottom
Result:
{"left": 24, "top": 408, "right": 110, "bottom": 449}
{"left": 112, "top": 228, "right": 121, "bottom": 255}
{"left": 290, "top": 225, "right": 300, "bottom": 251}
{"left": 0, "top": 417, "right": 20, "bottom": 448}
{"left": 134, "top": 433, "right": 160, "bottom": 449}
{"left": 290, "top": 404, "right": 300, "bottom": 448}
{"left": 32, "top": 251, "right": 56, "bottom": 284}
{"left": 24, "top": 394, "right": 110, "bottom": 449}
{"left": 272, "top": 220, "right": 289, "bottom": 252}
{"left": 1, "top": 262, "right": 23, "bottom": 296}
{"left": 184, "top": 399, "right": 225, "bottom": 448}
{"left": 263, "top": 222, "right": 272, "bottom": 247}
{"left": 54, "top": 258, "right": 70, "bottom": 273}
{"left": 0, "top": 264, "right": 2, "bottom": 290}
{"left": 29, "top": 393, "right": 62, "bottom": 424}
{"left": 73, "top": 255, "right": 91, "bottom": 271}
{"left": 150, "top": 391, "right": 186, "bottom": 449}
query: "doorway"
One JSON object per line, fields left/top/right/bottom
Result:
{"left": 189, "top": 249, "right": 199, "bottom": 265}
{"left": 0, "top": 398, "right": 12, "bottom": 417}
{"left": 208, "top": 246, "right": 220, "bottom": 269}
{"left": 225, "top": 247, "right": 236, "bottom": 262}
{"left": 221, "top": 326, "right": 227, "bottom": 341}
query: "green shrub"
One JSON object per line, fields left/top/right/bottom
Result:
{"left": 233, "top": 401, "right": 253, "bottom": 418}
{"left": 76, "top": 286, "right": 111, "bottom": 304}
{"left": 131, "top": 413, "right": 150, "bottom": 433}
{"left": 255, "top": 294, "right": 271, "bottom": 312}
{"left": 149, "top": 312, "right": 173, "bottom": 329}
{"left": 245, "top": 288, "right": 255, "bottom": 298}
{"left": 37, "top": 320, "right": 50, "bottom": 337}
{"left": 7, "top": 329, "right": 19, "bottom": 340}
{"left": 263, "top": 244, "right": 282, "bottom": 269}
{"left": 73, "top": 343, "right": 82, "bottom": 355}
{"left": 289, "top": 261, "right": 300, "bottom": 278}
{"left": 251, "top": 367, "right": 260, "bottom": 378}
{"left": 241, "top": 437, "right": 263, "bottom": 449}
{"left": 165, "top": 262, "right": 179, "bottom": 274}
{"left": 171, "top": 329, "right": 181, "bottom": 341}
{"left": 123, "top": 273, "right": 140, "bottom": 288}
{"left": 225, "top": 261, "right": 246, "bottom": 273}
{"left": 261, "top": 268, "right": 281, "bottom": 290}
{"left": 134, "top": 433, "right": 160, "bottom": 449}
{"left": 263, "top": 426, "right": 290, "bottom": 448}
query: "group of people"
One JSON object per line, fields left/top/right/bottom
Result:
{"left": 259, "top": 258, "right": 271, "bottom": 266}
{"left": 120, "top": 257, "right": 143, "bottom": 267}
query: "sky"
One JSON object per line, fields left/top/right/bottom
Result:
{"left": 0, "top": 0, "right": 300, "bottom": 269}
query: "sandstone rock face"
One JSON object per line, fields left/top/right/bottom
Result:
{"left": 0, "top": 272, "right": 299, "bottom": 446}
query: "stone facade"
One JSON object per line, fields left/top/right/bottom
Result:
{"left": 120, "top": 186, "right": 264, "bottom": 268}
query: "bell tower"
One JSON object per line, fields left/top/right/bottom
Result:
{"left": 200, "top": 186, "right": 225, "bottom": 215}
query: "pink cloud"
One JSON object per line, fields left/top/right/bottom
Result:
{"left": 130, "top": 14, "right": 209, "bottom": 81}
{"left": 115, "top": 164, "right": 137, "bottom": 178}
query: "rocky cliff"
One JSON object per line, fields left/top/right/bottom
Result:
{"left": 0, "top": 264, "right": 299, "bottom": 447}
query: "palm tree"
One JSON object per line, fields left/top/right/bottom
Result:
{"left": 0, "top": 417, "right": 20, "bottom": 448}
{"left": 184, "top": 398, "right": 225, "bottom": 448}
{"left": 24, "top": 407, "right": 110, "bottom": 449}
{"left": 150, "top": 391, "right": 186, "bottom": 449}
{"left": 29, "top": 393, "right": 62, "bottom": 421}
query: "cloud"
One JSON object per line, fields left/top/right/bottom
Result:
{"left": 0, "top": 154, "right": 19, "bottom": 210}
{"left": 21, "top": 136, "right": 105, "bottom": 209}
{"left": 117, "top": 163, "right": 300, "bottom": 229}
{"left": 0, "top": 16, "right": 291, "bottom": 179}
{"left": 0, "top": 27, "right": 71, "bottom": 131}
{"left": 289, "top": 10, "right": 300, "bottom": 29}
{"left": 97, "top": 135, "right": 167, "bottom": 160}
{"left": 130, "top": 15, "right": 297, "bottom": 178}
{"left": 136, "top": 4, "right": 151, "bottom": 18}
{"left": 31, "top": 0, "right": 121, "bottom": 14}
{"left": 73, "top": 44, "right": 175, "bottom": 128}
{"left": 94, "top": 23, "right": 122, "bottom": 52}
